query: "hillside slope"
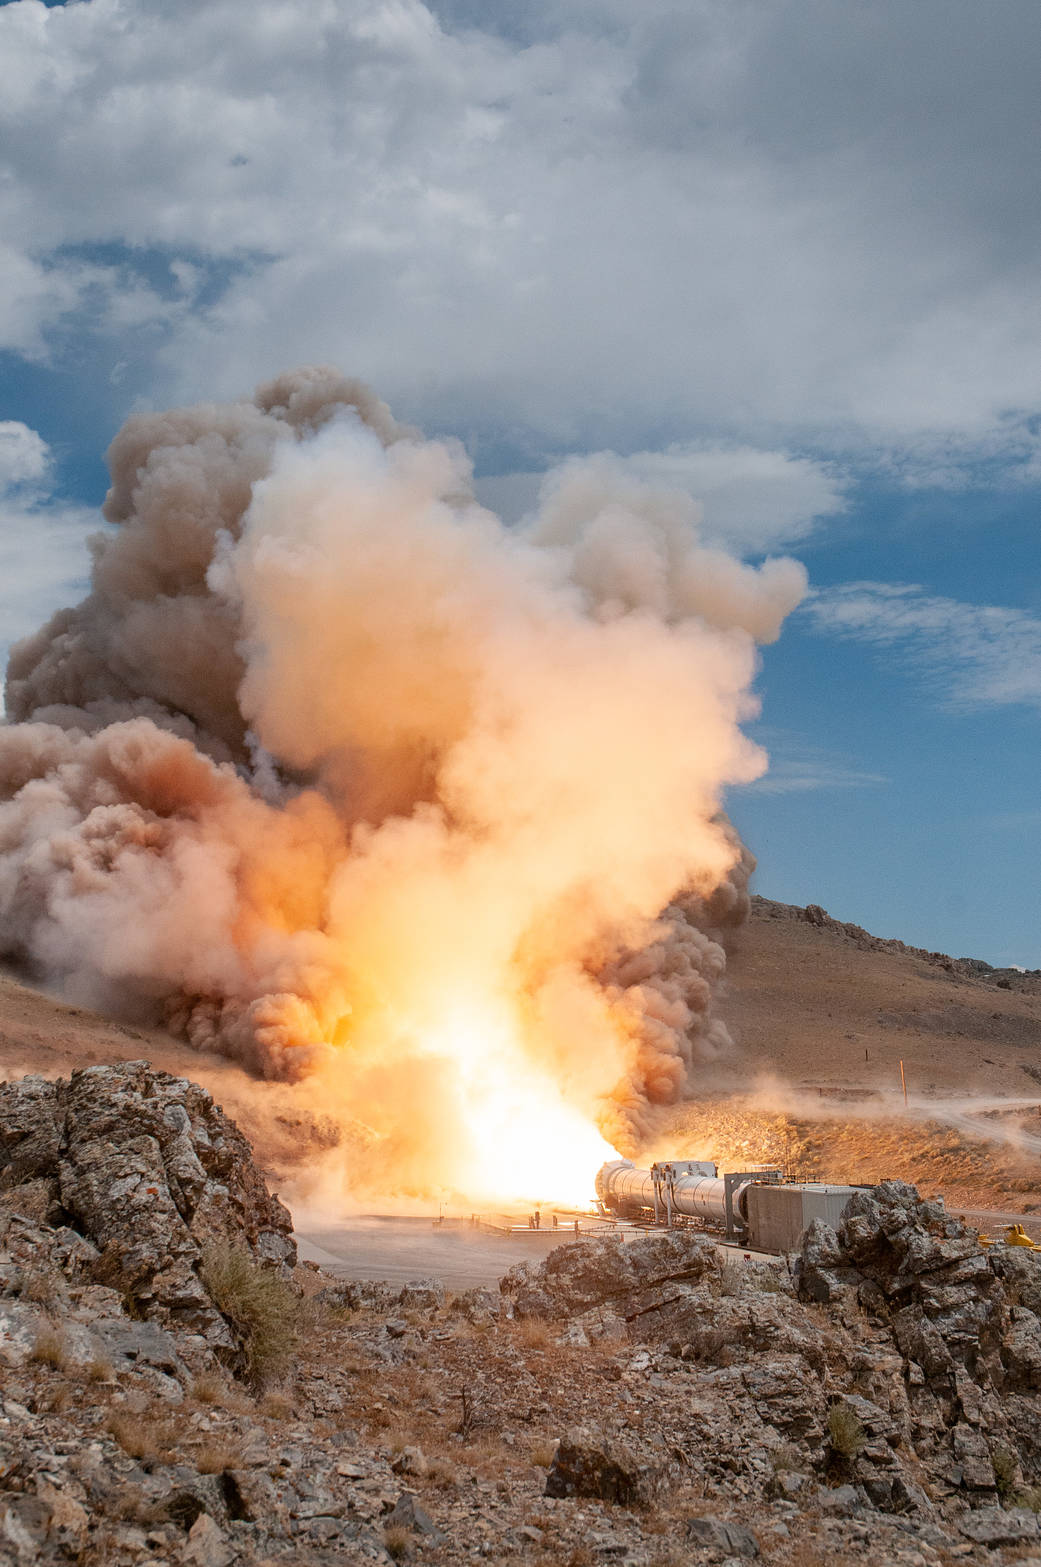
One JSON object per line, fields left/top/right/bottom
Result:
{"left": 723, "top": 896, "right": 1041, "bottom": 1100}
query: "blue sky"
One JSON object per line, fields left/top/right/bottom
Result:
{"left": 2, "top": 0, "right": 1040, "bottom": 966}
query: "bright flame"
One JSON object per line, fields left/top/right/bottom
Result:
{"left": 407, "top": 999, "right": 618, "bottom": 1207}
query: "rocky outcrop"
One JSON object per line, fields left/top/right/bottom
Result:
{"left": 9, "top": 1156, "right": 1041, "bottom": 1565}
{"left": 501, "top": 1183, "right": 1041, "bottom": 1536}
{"left": 0, "top": 1063, "right": 294, "bottom": 1352}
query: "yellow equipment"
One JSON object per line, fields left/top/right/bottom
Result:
{"left": 978, "top": 1224, "right": 1036, "bottom": 1250}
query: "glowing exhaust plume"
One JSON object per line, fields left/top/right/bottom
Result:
{"left": 0, "top": 368, "right": 807, "bottom": 1204}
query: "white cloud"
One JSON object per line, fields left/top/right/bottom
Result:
{"left": 0, "top": 420, "right": 50, "bottom": 488}
{"left": 0, "top": 424, "right": 96, "bottom": 688}
{"left": 477, "top": 443, "right": 844, "bottom": 554}
{"left": 805, "top": 583, "right": 1041, "bottom": 709}
{"left": 733, "top": 727, "right": 888, "bottom": 793}
{"left": 1, "top": 0, "right": 1041, "bottom": 470}
{"left": 621, "top": 445, "right": 845, "bottom": 552}
{"left": 746, "top": 758, "right": 889, "bottom": 794}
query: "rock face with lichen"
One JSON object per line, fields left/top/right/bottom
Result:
{"left": 0, "top": 1062, "right": 294, "bottom": 1345}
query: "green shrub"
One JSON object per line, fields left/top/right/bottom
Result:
{"left": 199, "top": 1243, "right": 299, "bottom": 1390}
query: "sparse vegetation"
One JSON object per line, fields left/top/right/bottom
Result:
{"left": 85, "top": 1356, "right": 114, "bottom": 1383}
{"left": 514, "top": 1315, "right": 554, "bottom": 1348}
{"left": 827, "top": 1402, "right": 867, "bottom": 1458}
{"left": 39, "top": 1380, "right": 72, "bottom": 1413}
{"left": 21, "top": 1265, "right": 61, "bottom": 1306}
{"left": 769, "top": 1442, "right": 808, "bottom": 1473}
{"left": 530, "top": 1439, "right": 558, "bottom": 1468}
{"left": 992, "top": 1446, "right": 1018, "bottom": 1498}
{"left": 422, "top": 1456, "right": 458, "bottom": 1489}
{"left": 199, "top": 1242, "right": 300, "bottom": 1389}
{"left": 190, "top": 1371, "right": 229, "bottom": 1405}
{"left": 103, "top": 1412, "right": 178, "bottom": 1463}
{"left": 30, "top": 1325, "right": 68, "bottom": 1369}
{"left": 260, "top": 1390, "right": 296, "bottom": 1420}
{"left": 383, "top": 1523, "right": 412, "bottom": 1561}
{"left": 193, "top": 1439, "right": 244, "bottom": 1474}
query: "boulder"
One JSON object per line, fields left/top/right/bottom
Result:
{"left": 0, "top": 1063, "right": 296, "bottom": 1360}
{"left": 545, "top": 1427, "right": 659, "bottom": 1507}
{"left": 685, "top": 1515, "right": 760, "bottom": 1557}
{"left": 501, "top": 1229, "right": 720, "bottom": 1321}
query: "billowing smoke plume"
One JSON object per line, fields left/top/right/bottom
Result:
{"left": 0, "top": 369, "right": 805, "bottom": 1198}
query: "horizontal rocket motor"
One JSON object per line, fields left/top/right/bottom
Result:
{"left": 595, "top": 1158, "right": 754, "bottom": 1230}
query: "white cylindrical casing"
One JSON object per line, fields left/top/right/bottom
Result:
{"left": 595, "top": 1159, "right": 751, "bottom": 1227}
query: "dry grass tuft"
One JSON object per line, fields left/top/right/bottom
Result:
{"left": 85, "top": 1356, "right": 114, "bottom": 1383}
{"left": 189, "top": 1372, "right": 229, "bottom": 1406}
{"left": 422, "top": 1456, "right": 458, "bottom": 1489}
{"left": 104, "top": 1412, "right": 178, "bottom": 1464}
{"left": 383, "top": 1524, "right": 413, "bottom": 1561}
{"left": 30, "top": 1325, "right": 68, "bottom": 1369}
{"left": 513, "top": 1317, "right": 555, "bottom": 1349}
{"left": 529, "top": 1440, "right": 558, "bottom": 1468}
{"left": 827, "top": 1402, "right": 866, "bottom": 1458}
{"left": 193, "top": 1440, "right": 244, "bottom": 1475}
{"left": 22, "top": 1267, "right": 62, "bottom": 1306}
{"left": 199, "top": 1243, "right": 299, "bottom": 1389}
{"left": 260, "top": 1390, "right": 296, "bottom": 1420}
{"left": 40, "top": 1381, "right": 73, "bottom": 1414}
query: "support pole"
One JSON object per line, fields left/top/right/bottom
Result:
{"left": 900, "top": 1059, "right": 908, "bottom": 1107}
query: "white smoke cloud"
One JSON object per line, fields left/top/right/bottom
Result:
{"left": 0, "top": 369, "right": 806, "bottom": 1196}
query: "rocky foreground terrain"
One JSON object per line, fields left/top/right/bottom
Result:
{"left": 5, "top": 1067, "right": 1041, "bottom": 1564}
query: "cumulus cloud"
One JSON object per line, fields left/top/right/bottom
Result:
{"left": 1, "top": 0, "right": 1041, "bottom": 469}
{"left": 477, "top": 445, "right": 844, "bottom": 554}
{"left": 805, "top": 583, "right": 1041, "bottom": 710}
{"left": 0, "top": 422, "right": 96, "bottom": 686}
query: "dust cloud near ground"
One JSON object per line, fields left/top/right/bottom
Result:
{"left": 3, "top": 892, "right": 1041, "bottom": 1220}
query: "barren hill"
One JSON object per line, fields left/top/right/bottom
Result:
{"left": 724, "top": 895, "right": 1041, "bottom": 1101}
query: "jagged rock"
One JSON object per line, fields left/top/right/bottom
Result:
{"left": 993, "top": 1246, "right": 1041, "bottom": 1315}
{"left": 545, "top": 1427, "right": 659, "bottom": 1506}
{"left": 449, "top": 1286, "right": 501, "bottom": 1323}
{"left": 685, "top": 1514, "right": 760, "bottom": 1556}
{"left": 816, "top": 1483, "right": 860, "bottom": 1514}
{"left": 957, "top": 1507, "right": 1041, "bottom": 1546}
{"left": 397, "top": 1277, "right": 446, "bottom": 1312}
{"left": 1001, "top": 1308, "right": 1041, "bottom": 1389}
{"left": 384, "top": 1490, "right": 444, "bottom": 1541}
{"left": 501, "top": 1230, "right": 720, "bottom": 1320}
{"left": 0, "top": 1076, "right": 62, "bottom": 1189}
{"left": 742, "top": 1355, "right": 825, "bottom": 1440}
{"left": 0, "top": 1063, "right": 295, "bottom": 1358}
{"left": 183, "top": 1512, "right": 233, "bottom": 1567}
